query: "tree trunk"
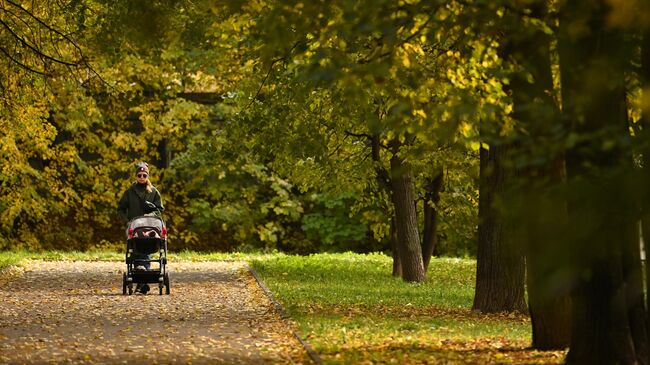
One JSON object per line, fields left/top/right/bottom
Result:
{"left": 522, "top": 160, "right": 572, "bottom": 350}
{"left": 626, "top": 26, "right": 650, "bottom": 364}
{"left": 639, "top": 26, "right": 650, "bottom": 365}
{"left": 502, "top": 0, "right": 572, "bottom": 348}
{"left": 422, "top": 170, "right": 443, "bottom": 271}
{"left": 391, "top": 217, "right": 402, "bottom": 277}
{"left": 390, "top": 152, "right": 426, "bottom": 282}
{"left": 370, "top": 134, "right": 402, "bottom": 276}
{"left": 623, "top": 216, "right": 649, "bottom": 364}
{"left": 473, "top": 144, "right": 527, "bottom": 313}
{"left": 559, "top": 1, "right": 641, "bottom": 363}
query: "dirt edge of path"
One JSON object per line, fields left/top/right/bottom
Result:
{"left": 0, "top": 264, "right": 25, "bottom": 284}
{"left": 244, "top": 262, "right": 324, "bottom": 365}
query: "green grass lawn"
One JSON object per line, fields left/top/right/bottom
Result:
{"left": 250, "top": 253, "right": 565, "bottom": 364}
{"left": 0, "top": 250, "right": 565, "bottom": 364}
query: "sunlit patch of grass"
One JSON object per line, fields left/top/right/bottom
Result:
{"left": 251, "top": 252, "right": 476, "bottom": 309}
{"left": 0, "top": 249, "right": 256, "bottom": 267}
{"left": 0, "top": 249, "right": 124, "bottom": 263}
{"left": 0, "top": 251, "right": 27, "bottom": 272}
{"left": 170, "top": 250, "right": 267, "bottom": 262}
{"left": 250, "top": 252, "right": 566, "bottom": 364}
{"left": 34, "top": 250, "right": 124, "bottom": 261}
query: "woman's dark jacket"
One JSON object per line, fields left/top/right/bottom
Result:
{"left": 117, "top": 183, "right": 165, "bottom": 222}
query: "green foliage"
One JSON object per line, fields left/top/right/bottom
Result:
{"left": 301, "top": 193, "right": 375, "bottom": 252}
{"left": 434, "top": 152, "right": 479, "bottom": 257}
{"left": 1, "top": 0, "right": 482, "bottom": 257}
{"left": 222, "top": 0, "right": 488, "bottom": 256}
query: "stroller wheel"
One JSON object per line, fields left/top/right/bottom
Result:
{"left": 122, "top": 273, "right": 127, "bottom": 295}
{"left": 128, "top": 284, "right": 134, "bottom": 295}
{"left": 139, "top": 284, "right": 150, "bottom": 295}
{"left": 164, "top": 273, "right": 170, "bottom": 295}
{"left": 159, "top": 285, "right": 163, "bottom": 295}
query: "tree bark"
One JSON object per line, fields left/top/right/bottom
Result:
{"left": 390, "top": 152, "right": 426, "bottom": 282}
{"left": 473, "top": 144, "right": 527, "bottom": 313}
{"left": 627, "top": 26, "right": 650, "bottom": 364}
{"left": 559, "top": 1, "right": 641, "bottom": 363}
{"left": 502, "top": 0, "right": 572, "bottom": 349}
{"left": 622, "top": 216, "right": 649, "bottom": 364}
{"left": 422, "top": 170, "right": 443, "bottom": 271}
{"left": 370, "top": 135, "right": 402, "bottom": 277}
{"left": 638, "top": 26, "right": 650, "bottom": 365}
{"left": 522, "top": 160, "right": 572, "bottom": 350}
{"left": 390, "top": 217, "right": 402, "bottom": 277}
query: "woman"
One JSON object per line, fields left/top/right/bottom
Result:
{"left": 117, "top": 162, "right": 164, "bottom": 222}
{"left": 117, "top": 162, "right": 165, "bottom": 293}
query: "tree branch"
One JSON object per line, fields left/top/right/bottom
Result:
{"left": 0, "top": 46, "right": 48, "bottom": 75}
{"left": 3, "top": 0, "right": 85, "bottom": 58}
{"left": 0, "top": 1, "right": 111, "bottom": 91}
{"left": 359, "top": 12, "right": 435, "bottom": 65}
{"left": 344, "top": 130, "right": 372, "bottom": 140}
{"left": 0, "top": 18, "right": 79, "bottom": 66}
{"left": 244, "top": 56, "right": 284, "bottom": 110}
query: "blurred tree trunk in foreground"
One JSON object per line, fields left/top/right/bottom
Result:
{"left": 639, "top": 23, "right": 650, "bottom": 365}
{"left": 559, "top": 1, "right": 647, "bottom": 363}
{"left": 503, "top": 0, "right": 572, "bottom": 350}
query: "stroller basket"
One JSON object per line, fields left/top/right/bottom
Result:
{"left": 128, "top": 237, "right": 161, "bottom": 255}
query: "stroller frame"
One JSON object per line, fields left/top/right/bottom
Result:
{"left": 122, "top": 215, "right": 170, "bottom": 295}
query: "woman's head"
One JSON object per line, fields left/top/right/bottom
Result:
{"left": 135, "top": 162, "right": 153, "bottom": 193}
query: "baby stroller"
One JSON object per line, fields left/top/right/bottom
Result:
{"left": 122, "top": 212, "right": 170, "bottom": 295}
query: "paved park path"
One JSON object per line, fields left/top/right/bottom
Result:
{"left": 0, "top": 261, "right": 313, "bottom": 364}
